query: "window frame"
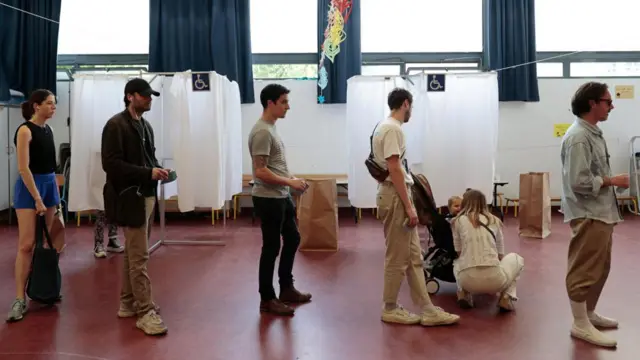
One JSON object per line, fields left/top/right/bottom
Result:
{"left": 57, "top": 51, "right": 640, "bottom": 80}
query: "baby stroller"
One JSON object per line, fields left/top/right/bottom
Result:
{"left": 422, "top": 214, "right": 457, "bottom": 295}
{"left": 411, "top": 173, "right": 457, "bottom": 295}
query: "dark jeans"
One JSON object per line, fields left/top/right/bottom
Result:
{"left": 253, "top": 195, "right": 301, "bottom": 301}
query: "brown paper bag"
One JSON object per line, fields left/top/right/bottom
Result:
{"left": 298, "top": 179, "right": 339, "bottom": 251}
{"left": 50, "top": 208, "right": 66, "bottom": 252}
{"left": 518, "top": 172, "right": 551, "bottom": 238}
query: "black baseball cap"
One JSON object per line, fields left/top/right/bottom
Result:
{"left": 124, "top": 78, "right": 160, "bottom": 97}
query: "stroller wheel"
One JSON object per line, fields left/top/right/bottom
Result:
{"left": 426, "top": 279, "right": 440, "bottom": 295}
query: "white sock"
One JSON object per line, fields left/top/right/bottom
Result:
{"left": 570, "top": 301, "right": 592, "bottom": 328}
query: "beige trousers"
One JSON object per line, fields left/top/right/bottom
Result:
{"left": 455, "top": 253, "right": 524, "bottom": 299}
{"left": 566, "top": 218, "right": 614, "bottom": 310}
{"left": 377, "top": 182, "right": 430, "bottom": 307}
{"left": 120, "top": 196, "right": 156, "bottom": 315}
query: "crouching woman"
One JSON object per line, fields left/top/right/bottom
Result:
{"left": 451, "top": 189, "right": 524, "bottom": 311}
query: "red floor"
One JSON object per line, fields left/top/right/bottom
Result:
{"left": 0, "top": 212, "right": 638, "bottom": 360}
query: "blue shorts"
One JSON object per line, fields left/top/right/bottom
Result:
{"left": 14, "top": 173, "right": 61, "bottom": 209}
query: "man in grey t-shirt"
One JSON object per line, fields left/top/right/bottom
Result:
{"left": 248, "top": 84, "right": 311, "bottom": 316}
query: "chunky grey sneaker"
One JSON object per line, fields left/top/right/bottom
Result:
{"left": 94, "top": 242, "right": 107, "bottom": 258}
{"left": 6, "top": 299, "right": 27, "bottom": 322}
{"left": 136, "top": 310, "right": 168, "bottom": 336}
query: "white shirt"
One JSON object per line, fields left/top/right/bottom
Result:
{"left": 371, "top": 117, "right": 413, "bottom": 185}
{"left": 452, "top": 214, "right": 505, "bottom": 274}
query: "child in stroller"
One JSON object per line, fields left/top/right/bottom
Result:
{"left": 422, "top": 196, "right": 462, "bottom": 295}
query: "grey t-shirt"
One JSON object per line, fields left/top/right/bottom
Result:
{"left": 248, "top": 119, "right": 290, "bottom": 198}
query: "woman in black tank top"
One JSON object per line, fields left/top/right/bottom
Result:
{"left": 6, "top": 89, "right": 61, "bottom": 322}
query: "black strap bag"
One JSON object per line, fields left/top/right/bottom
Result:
{"left": 26, "top": 215, "right": 62, "bottom": 305}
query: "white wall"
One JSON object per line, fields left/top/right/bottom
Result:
{"left": 2, "top": 77, "right": 638, "bottom": 211}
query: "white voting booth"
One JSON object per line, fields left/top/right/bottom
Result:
{"left": 68, "top": 71, "right": 243, "bottom": 252}
{"left": 346, "top": 72, "right": 499, "bottom": 208}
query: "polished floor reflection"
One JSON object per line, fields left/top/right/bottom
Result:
{"left": 0, "top": 212, "right": 638, "bottom": 360}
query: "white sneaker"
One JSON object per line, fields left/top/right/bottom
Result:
{"left": 420, "top": 307, "right": 460, "bottom": 326}
{"left": 588, "top": 312, "right": 618, "bottom": 329}
{"left": 571, "top": 322, "right": 617, "bottom": 348}
{"left": 570, "top": 301, "right": 616, "bottom": 348}
{"left": 381, "top": 305, "right": 421, "bottom": 325}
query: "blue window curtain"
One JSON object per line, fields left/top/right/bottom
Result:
{"left": 317, "top": 0, "right": 361, "bottom": 104}
{"left": 0, "top": 0, "right": 62, "bottom": 101}
{"left": 149, "top": 0, "right": 255, "bottom": 104}
{"left": 482, "top": 0, "right": 539, "bottom": 102}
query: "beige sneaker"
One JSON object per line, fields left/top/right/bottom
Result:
{"left": 136, "top": 310, "right": 168, "bottom": 336}
{"left": 498, "top": 294, "right": 516, "bottom": 312}
{"left": 588, "top": 312, "right": 618, "bottom": 329}
{"left": 381, "top": 305, "right": 422, "bottom": 325}
{"left": 571, "top": 322, "right": 617, "bottom": 348}
{"left": 420, "top": 307, "right": 460, "bottom": 326}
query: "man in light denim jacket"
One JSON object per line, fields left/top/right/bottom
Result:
{"left": 561, "top": 82, "right": 629, "bottom": 348}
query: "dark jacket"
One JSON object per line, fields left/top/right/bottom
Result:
{"left": 101, "top": 110, "right": 160, "bottom": 227}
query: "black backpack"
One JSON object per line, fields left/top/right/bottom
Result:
{"left": 26, "top": 215, "right": 62, "bottom": 305}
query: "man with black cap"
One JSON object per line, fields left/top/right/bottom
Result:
{"left": 101, "top": 78, "right": 168, "bottom": 336}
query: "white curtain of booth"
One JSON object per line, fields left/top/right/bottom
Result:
{"left": 346, "top": 72, "right": 499, "bottom": 208}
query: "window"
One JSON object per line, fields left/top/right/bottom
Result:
{"left": 361, "top": 0, "right": 482, "bottom": 52}
{"left": 536, "top": 0, "right": 640, "bottom": 51}
{"left": 57, "top": 0, "right": 149, "bottom": 54}
{"left": 570, "top": 62, "right": 640, "bottom": 77}
{"left": 252, "top": 64, "right": 318, "bottom": 79}
{"left": 537, "top": 62, "right": 563, "bottom": 77}
{"left": 250, "top": 0, "right": 317, "bottom": 53}
{"left": 361, "top": 65, "right": 402, "bottom": 76}
{"left": 405, "top": 63, "right": 479, "bottom": 75}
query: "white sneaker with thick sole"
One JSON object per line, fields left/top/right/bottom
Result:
{"left": 381, "top": 305, "right": 422, "bottom": 325}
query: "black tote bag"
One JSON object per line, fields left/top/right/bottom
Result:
{"left": 26, "top": 215, "right": 62, "bottom": 305}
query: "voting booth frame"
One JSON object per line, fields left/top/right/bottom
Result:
{"left": 146, "top": 71, "right": 228, "bottom": 254}
{"left": 149, "top": 174, "right": 227, "bottom": 254}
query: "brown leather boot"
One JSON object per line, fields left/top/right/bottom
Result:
{"left": 279, "top": 286, "right": 312, "bottom": 304}
{"left": 260, "top": 299, "right": 295, "bottom": 316}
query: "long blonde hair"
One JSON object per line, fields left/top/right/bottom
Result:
{"left": 453, "top": 189, "right": 502, "bottom": 228}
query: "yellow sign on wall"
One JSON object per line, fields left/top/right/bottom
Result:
{"left": 615, "top": 85, "right": 634, "bottom": 99}
{"left": 554, "top": 123, "right": 571, "bottom": 138}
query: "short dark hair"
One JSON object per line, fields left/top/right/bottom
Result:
{"left": 260, "top": 84, "right": 290, "bottom": 109}
{"left": 571, "top": 82, "right": 609, "bottom": 117}
{"left": 387, "top": 88, "right": 412, "bottom": 110}
{"left": 21, "top": 89, "right": 54, "bottom": 121}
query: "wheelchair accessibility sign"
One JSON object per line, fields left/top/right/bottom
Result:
{"left": 427, "top": 74, "right": 445, "bottom": 92}
{"left": 191, "top": 73, "right": 210, "bottom": 92}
